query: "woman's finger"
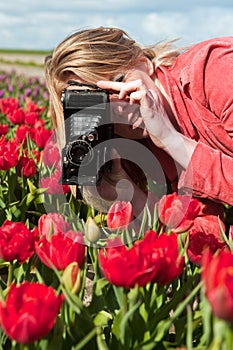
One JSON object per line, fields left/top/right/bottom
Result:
{"left": 118, "top": 80, "right": 144, "bottom": 99}
{"left": 97, "top": 80, "right": 124, "bottom": 92}
{"left": 97, "top": 79, "right": 144, "bottom": 99}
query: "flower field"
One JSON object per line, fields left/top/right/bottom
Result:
{"left": 0, "top": 69, "right": 233, "bottom": 350}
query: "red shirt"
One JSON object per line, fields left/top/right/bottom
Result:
{"left": 152, "top": 37, "right": 233, "bottom": 235}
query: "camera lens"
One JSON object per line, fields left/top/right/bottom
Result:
{"left": 67, "top": 140, "right": 93, "bottom": 166}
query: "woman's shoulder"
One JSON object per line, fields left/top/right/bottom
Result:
{"left": 178, "top": 36, "right": 233, "bottom": 64}
{"left": 171, "top": 36, "right": 233, "bottom": 80}
{"left": 191, "top": 36, "right": 233, "bottom": 48}
{"left": 166, "top": 36, "right": 233, "bottom": 107}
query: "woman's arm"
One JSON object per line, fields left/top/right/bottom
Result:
{"left": 179, "top": 141, "right": 233, "bottom": 206}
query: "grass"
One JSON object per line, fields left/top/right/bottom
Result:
{"left": 0, "top": 48, "right": 51, "bottom": 55}
{"left": 0, "top": 58, "right": 44, "bottom": 68}
{"left": 0, "top": 49, "right": 51, "bottom": 67}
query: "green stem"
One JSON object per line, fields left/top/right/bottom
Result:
{"left": 56, "top": 197, "right": 60, "bottom": 212}
{"left": 72, "top": 327, "right": 97, "bottom": 350}
{"left": 225, "top": 322, "right": 233, "bottom": 350}
{"left": 122, "top": 288, "right": 128, "bottom": 316}
{"left": 7, "top": 262, "right": 14, "bottom": 287}
{"left": 186, "top": 304, "right": 193, "bottom": 350}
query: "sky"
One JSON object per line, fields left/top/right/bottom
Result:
{"left": 0, "top": 0, "right": 233, "bottom": 50}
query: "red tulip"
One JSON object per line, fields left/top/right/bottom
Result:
{"left": 25, "top": 99, "right": 45, "bottom": 115}
{"left": 35, "top": 230, "right": 85, "bottom": 270}
{"left": 0, "top": 136, "right": 20, "bottom": 170}
{"left": 7, "top": 108, "right": 25, "bottom": 124}
{"left": 15, "top": 124, "right": 31, "bottom": 143}
{"left": 152, "top": 232, "right": 185, "bottom": 285}
{"left": 18, "top": 156, "right": 37, "bottom": 178}
{"left": 32, "top": 126, "right": 52, "bottom": 149}
{"left": 99, "top": 230, "right": 184, "bottom": 288}
{"left": 99, "top": 230, "right": 160, "bottom": 288}
{"left": 40, "top": 168, "right": 70, "bottom": 194}
{"left": 42, "top": 140, "right": 60, "bottom": 167}
{"left": 38, "top": 212, "right": 71, "bottom": 239}
{"left": 29, "top": 119, "right": 45, "bottom": 137}
{"left": 107, "top": 201, "right": 133, "bottom": 229}
{"left": 0, "top": 123, "right": 8, "bottom": 135}
{"left": 202, "top": 248, "right": 233, "bottom": 322}
{"left": 0, "top": 282, "right": 64, "bottom": 344}
{"left": 0, "top": 97, "right": 19, "bottom": 115}
{"left": 24, "top": 111, "right": 39, "bottom": 125}
{"left": 0, "top": 220, "right": 38, "bottom": 263}
{"left": 187, "top": 230, "right": 225, "bottom": 265}
{"left": 157, "top": 193, "right": 201, "bottom": 233}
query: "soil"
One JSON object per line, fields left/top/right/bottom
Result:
{"left": 0, "top": 52, "right": 46, "bottom": 79}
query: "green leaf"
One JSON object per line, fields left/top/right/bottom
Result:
{"left": 112, "top": 286, "right": 124, "bottom": 309}
{"left": 96, "top": 326, "right": 110, "bottom": 350}
{"left": 111, "top": 310, "right": 123, "bottom": 342}
{"left": 94, "top": 310, "right": 112, "bottom": 327}
{"left": 119, "top": 300, "right": 141, "bottom": 345}
{"left": 94, "top": 278, "right": 110, "bottom": 296}
{"left": 27, "top": 178, "right": 37, "bottom": 193}
{"left": 26, "top": 193, "right": 36, "bottom": 206}
{"left": 154, "top": 280, "right": 203, "bottom": 343}
{"left": 199, "top": 287, "right": 213, "bottom": 346}
{"left": 0, "top": 198, "right": 6, "bottom": 209}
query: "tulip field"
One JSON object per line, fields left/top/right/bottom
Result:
{"left": 0, "top": 68, "right": 233, "bottom": 350}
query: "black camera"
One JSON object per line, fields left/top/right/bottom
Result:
{"left": 60, "top": 82, "right": 114, "bottom": 193}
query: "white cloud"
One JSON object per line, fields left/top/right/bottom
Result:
{"left": 141, "top": 12, "right": 189, "bottom": 44}
{"left": 139, "top": 6, "right": 233, "bottom": 46}
{"left": 0, "top": 1, "right": 232, "bottom": 49}
{"left": 187, "top": 7, "right": 233, "bottom": 42}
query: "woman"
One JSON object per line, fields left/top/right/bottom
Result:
{"left": 45, "top": 27, "right": 233, "bottom": 236}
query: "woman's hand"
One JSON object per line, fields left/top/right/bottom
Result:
{"left": 98, "top": 79, "right": 175, "bottom": 147}
{"left": 97, "top": 79, "right": 197, "bottom": 169}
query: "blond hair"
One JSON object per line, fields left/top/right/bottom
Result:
{"left": 45, "top": 26, "right": 181, "bottom": 148}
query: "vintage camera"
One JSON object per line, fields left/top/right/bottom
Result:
{"left": 61, "top": 82, "right": 114, "bottom": 193}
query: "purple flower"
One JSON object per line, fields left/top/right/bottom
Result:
{"left": 42, "top": 91, "right": 49, "bottom": 100}
{"left": 33, "top": 86, "right": 40, "bottom": 98}
{"left": 8, "top": 85, "right": 14, "bottom": 93}
{"left": 25, "top": 88, "right": 32, "bottom": 97}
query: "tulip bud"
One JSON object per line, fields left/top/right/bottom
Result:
{"left": 61, "top": 262, "right": 82, "bottom": 294}
{"left": 85, "top": 217, "right": 101, "bottom": 243}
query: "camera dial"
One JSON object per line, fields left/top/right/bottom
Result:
{"left": 67, "top": 139, "right": 93, "bottom": 166}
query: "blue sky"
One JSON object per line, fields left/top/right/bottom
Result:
{"left": 0, "top": 0, "right": 233, "bottom": 50}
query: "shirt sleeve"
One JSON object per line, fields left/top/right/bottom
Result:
{"left": 179, "top": 141, "right": 233, "bottom": 206}
{"left": 204, "top": 41, "right": 233, "bottom": 136}
{"left": 178, "top": 39, "right": 233, "bottom": 206}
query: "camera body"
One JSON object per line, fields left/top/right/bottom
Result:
{"left": 61, "top": 84, "right": 114, "bottom": 189}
